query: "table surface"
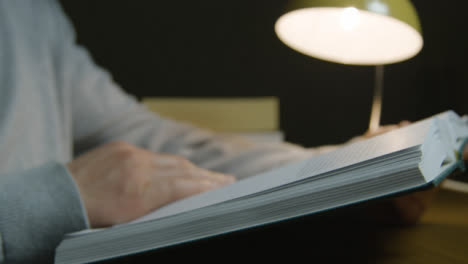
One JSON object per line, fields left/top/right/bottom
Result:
{"left": 373, "top": 189, "right": 468, "bottom": 264}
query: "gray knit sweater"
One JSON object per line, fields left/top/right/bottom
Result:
{"left": 0, "top": 1, "right": 332, "bottom": 263}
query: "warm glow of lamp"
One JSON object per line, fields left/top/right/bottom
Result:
{"left": 275, "top": 0, "right": 423, "bottom": 132}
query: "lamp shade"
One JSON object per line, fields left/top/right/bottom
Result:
{"left": 275, "top": 0, "right": 423, "bottom": 65}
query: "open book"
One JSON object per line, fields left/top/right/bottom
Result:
{"left": 55, "top": 110, "right": 468, "bottom": 264}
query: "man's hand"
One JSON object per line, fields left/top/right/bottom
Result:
{"left": 67, "top": 141, "right": 236, "bottom": 228}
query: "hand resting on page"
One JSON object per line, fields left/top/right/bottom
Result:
{"left": 67, "top": 141, "right": 236, "bottom": 228}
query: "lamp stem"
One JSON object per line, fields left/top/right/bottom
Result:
{"left": 369, "top": 65, "right": 384, "bottom": 133}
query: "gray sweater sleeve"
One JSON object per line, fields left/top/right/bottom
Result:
{"left": 49, "top": 2, "right": 322, "bottom": 179}
{"left": 0, "top": 162, "right": 88, "bottom": 263}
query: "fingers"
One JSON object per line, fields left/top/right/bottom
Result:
{"left": 463, "top": 144, "right": 468, "bottom": 161}
{"left": 169, "top": 174, "right": 234, "bottom": 201}
{"left": 365, "top": 120, "right": 412, "bottom": 138}
{"left": 146, "top": 152, "right": 236, "bottom": 205}
{"left": 68, "top": 141, "right": 237, "bottom": 227}
{"left": 165, "top": 163, "right": 236, "bottom": 201}
{"left": 392, "top": 195, "right": 426, "bottom": 225}
{"left": 152, "top": 153, "right": 235, "bottom": 184}
{"left": 391, "top": 188, "right": 436, "bottom": 225}
{"left": 364, "top": 125, "right": 398, "bottom": 138}
{"left": 194, "top": 168, "right": 236, "bottom": 186}
{"left": 399, "top": 120, "right": 411, "bottom": 127}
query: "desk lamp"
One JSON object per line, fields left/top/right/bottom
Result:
{"left": 275, "top": 0, "right": 423, "bottom": 132}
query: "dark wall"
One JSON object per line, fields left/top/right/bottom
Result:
{"left": 59, "top": 0, "right": 468, "bottom": 147}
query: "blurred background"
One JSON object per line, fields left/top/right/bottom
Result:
{"left": 59, "top": 0, "right": 468, "bottom": 148}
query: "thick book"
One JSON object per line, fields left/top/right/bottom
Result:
{"left": 55, "top": 110, "right": 468, "bottom": 264}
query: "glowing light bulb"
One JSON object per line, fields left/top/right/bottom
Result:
{"left": 368, "top": 1, "right": 389, "bottom": 15}
{"left": 339, "top": 7, "right": 361, "bottom": 32}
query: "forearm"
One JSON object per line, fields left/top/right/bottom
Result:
{"left": 51, "top": 0, "right": 320, "bottom": 179}
{"left": 74, "top": 104, "right": 320, "bottom": 179}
